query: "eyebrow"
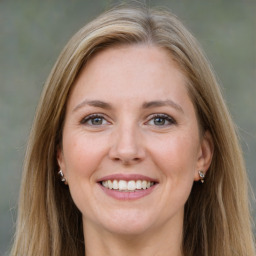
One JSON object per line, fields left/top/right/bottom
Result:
{"left": 73, "top": 100, "right": 112, "bottom": 112}
{"left": 73, "top": 99, "right": 184, "bottom": 113}
{"left": 142, "top": 100, "right": 184, "bottom": 113}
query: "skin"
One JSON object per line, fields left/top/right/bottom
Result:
{"left": 58, "top": 45, "right": 213, "bottom": 256}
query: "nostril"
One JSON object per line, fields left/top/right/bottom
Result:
{"left": 122, "top": 157, "right": 142, "bottom": 165}
{"left": 108, "top": 139, "right": 146, "bottom": 164}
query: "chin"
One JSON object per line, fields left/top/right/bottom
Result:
{"left": 104, "top": 222, "right": 152, "bottom": 236}
{"left": 97, "top": 209, "right": 157, "bottom": 236}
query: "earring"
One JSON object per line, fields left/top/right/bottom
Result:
{"left": 198, "top": 171, "right": 205, "bottom": 183}
{"left": 58, "top": 170, "right": 67, "bottom": 184}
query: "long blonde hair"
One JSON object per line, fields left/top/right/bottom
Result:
{"left": 11, "top": 5, "right": 255, "bottom": 256}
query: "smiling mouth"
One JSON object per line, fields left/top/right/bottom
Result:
{"left": 100, "top": 179, "right": 156, "bottom": 192}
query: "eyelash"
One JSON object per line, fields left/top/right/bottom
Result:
{"left": 146, "top": 114, "right": 176, "bottom": 127}
{"left": 80, "top": 113, "right": 176, "bottom": 127}
{"left": 80, "top": 114, "right": 109, "bottom": 126}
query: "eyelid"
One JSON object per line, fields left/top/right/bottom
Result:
{"left": 80, "top": 113, "right": 111, "bottom": 126}
{"left": 145, "top": 113, "right": 177, "bottom": 126}
{"left": 79, "top": 112, "right": 176, "bottom": 127}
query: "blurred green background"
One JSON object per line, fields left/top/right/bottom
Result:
{"left": 0, "top": 0, "right": 255, "bottom": 254}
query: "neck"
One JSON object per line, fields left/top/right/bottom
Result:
{"left": 83, "top": 216, "right": 183, "bottom": 256}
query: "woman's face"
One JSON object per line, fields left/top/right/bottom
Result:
{"left": 58, "top": 45, "right": 212, "bottom": 236}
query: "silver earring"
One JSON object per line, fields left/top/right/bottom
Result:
{"left": 58, "top": 170, "right": 67, "bottom": 184}
{"left": 198, "top": 171, "right": 205, "bottom": 183}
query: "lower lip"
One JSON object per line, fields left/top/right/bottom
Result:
{"left": 99, "top": 184, "right": 157, "bottom": 200}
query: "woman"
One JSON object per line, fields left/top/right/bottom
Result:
{"left": 11, "top": 5, "right": 255, "bottom": 256}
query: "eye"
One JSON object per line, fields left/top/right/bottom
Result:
{"left": 146, "top": 114, "right": 176, "bottom": 127}
{"left": 80, "top": 114, "right": 109, "bottom": 126}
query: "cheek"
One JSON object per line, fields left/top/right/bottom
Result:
{"left": 143, "top": 133, "right": 199, "bottom": 223}
{"left": 62, "top": 132, "right": 106, "bottom": 180}
{"left": 61, "top": 132, "right": 108, "bottom": 215}
{"left": 149, "top": 133, "right": 199, "bottom": 179}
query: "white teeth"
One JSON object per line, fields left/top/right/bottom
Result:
{"left": 108, "top": 180, "right": 113, "bottom": 189}
{"left": 127, "top": 180, "right": 136, "bottom": 191}
{"left": 101, "top": 179, "right": 155, "bottom": 191}
{"left": 118, "top": 180, "right": 127, "bottom": 190}
{"left": 136, "top": 180, "right": 142, "bottom": 189}
{"left": 112, "top": 180, "right": 118, "bottom": 189}
{"left": 141, "top": 180, "right": 147, "bottom": 189}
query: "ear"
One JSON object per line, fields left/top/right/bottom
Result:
{"left": 57, "top": 146, "right": 66, "bottom": 174}
{"left": 194, "top": 130, "right": 214, "bottom": 181}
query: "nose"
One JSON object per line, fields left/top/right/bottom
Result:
{"left": 108, "top": 123, "right": 146, "bottom": 165}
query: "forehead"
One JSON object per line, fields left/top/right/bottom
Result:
{"left": 83, "top": 44, "right": 184, "bottom": 79}
{"left": 69, "top": 45, "right": 190, "bottom": 104}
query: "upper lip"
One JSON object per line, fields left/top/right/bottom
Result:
{"left": 97, "top": 174, "right": 158, "bottom": 183}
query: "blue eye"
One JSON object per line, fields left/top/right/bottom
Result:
{"left": 81, "top": 114, "right": 108, "bottom": 126}
{"left": 147, "top": 114, "right": 176, "bottom": 126}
